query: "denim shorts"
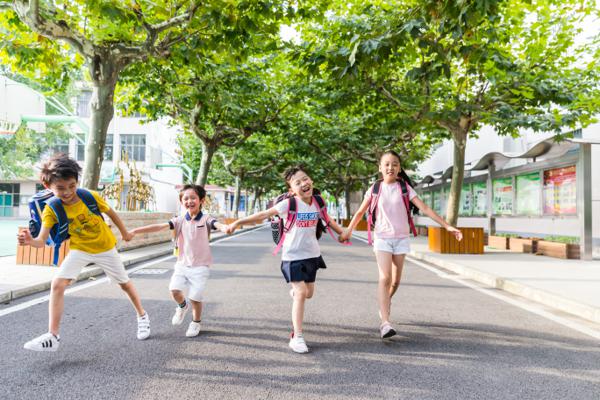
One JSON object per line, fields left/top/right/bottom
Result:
{"left": 280, "top": 256, "right": 327, "bottom": 283}
{"left": 373, "top": 237, "right": 411, "bottom": 255}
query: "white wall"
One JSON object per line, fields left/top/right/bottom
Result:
{"left": 0, "top": 76, "right": 45, "bottom": 132}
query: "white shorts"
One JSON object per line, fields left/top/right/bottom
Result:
{"left": 169, "top": 264, "right": 210, "bottom": 302}
{"left": 56, "top": 248, "right": 129, "bottom": 284}
{"left": 373, "top": 237, "right": 411, "bottom": 255}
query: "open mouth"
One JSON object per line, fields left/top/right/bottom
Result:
{"left": 301, "top": 185, "right": 312, "bottom": 194}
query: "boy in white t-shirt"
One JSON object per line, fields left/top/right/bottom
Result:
{"left": 130, "top": 184, "right": 228, "bottom": 337}
{"left": 227, "top": 166, "right": 345, "bottom": 353}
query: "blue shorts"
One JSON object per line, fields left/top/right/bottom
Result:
{"left": 281, "top": 256, "right": 327, "bottom": 283}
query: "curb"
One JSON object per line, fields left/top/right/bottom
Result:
{"left": 408, "top": 250, "right": 600, "bottom": 325}
{"left": 1, "top": 224, "right": 265, "bottom": 304}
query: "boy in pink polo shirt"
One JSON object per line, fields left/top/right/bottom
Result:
{"left": 130, "top": 184, "right": 228, "bottom": 337}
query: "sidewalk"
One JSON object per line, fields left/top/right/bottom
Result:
{"left": 353, "top": 231, "right": 600, "bottom": 325}
{"left": 0, "top": 226, "right": 261, "bottom": 304}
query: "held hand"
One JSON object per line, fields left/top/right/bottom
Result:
{"left": 338, "top": 229, "right": 351, "bottom": 243}
{"left": 446, "top": 226, "right": 463, "bottom": 241}
{"left": 122, "top": 231, "right": 134, "bottom": 242}
{"left": 17, "top": 229, "right": 32, "bottom": 246}
{"left": 218, "top": 224, "right": 229, "bottom": 234}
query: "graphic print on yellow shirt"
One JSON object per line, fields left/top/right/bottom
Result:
{"left": 41, "top": 191, "right": 116, "bottom": 254}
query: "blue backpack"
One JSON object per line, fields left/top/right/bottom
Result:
{"left": 28, "top": 188, "right": 103, "bottom": 265}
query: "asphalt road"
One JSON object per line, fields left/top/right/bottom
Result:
{"left": 1, "top": 227, "right": 599, "bottom": 400}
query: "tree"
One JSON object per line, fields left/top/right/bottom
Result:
{"left": 1, "top": 1, "right": 204, "bottom": 188}
{"left": 297, "top": 0, "right": 600, "bottom": 225}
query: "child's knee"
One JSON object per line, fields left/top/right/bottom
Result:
{"left": 379, "top": 276, "right": 392, "bottom": 286}
{"left": 51, "top": 278, "right": 70, "bottom": 292}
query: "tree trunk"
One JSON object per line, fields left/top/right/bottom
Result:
{"left": 82, "top": 55, "right": 119, "bottom": 189}
{"left": 445, "top": 130, "right": 468, "bottom": 226}
{"left": 195, "top": 140, "right": 217, "bottom": 186}
{"left": 251, "top": 187, "right": 263, "bottom": 213}
{"left": 335, "top": 195, "right": 341, "bottom": 222}
{"left": 344, "top": 183, "right": 351, "bottom": 220}
{"left": 233, "top": 175, "right": 242, "bottom": 219}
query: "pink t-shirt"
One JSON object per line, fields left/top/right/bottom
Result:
{"left": 170, "top": 212, "right": 216, "bottom": 267}
{"left": 364, "top": 181, "right": 417, "bottom": 239}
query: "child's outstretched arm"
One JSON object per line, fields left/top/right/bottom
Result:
{"left": 17, "top": 226, "right": 51, "bottom": 248}
{"left": 410, "top": 197, "right": 463, "bottom": 241}
{"left": 227, "top": 207, "right": 279, "bottom": 234}
{"left": 105, "top": 208, "right": 148, "bottom": 242}
{"left": 212, "top": 221, "right": 229, "bottom": 234}
{"left": 339, "top": 197, "right": 370, "bottom": 242}
{"left": 129, "top": 222, "right": 171, "bottom": 238}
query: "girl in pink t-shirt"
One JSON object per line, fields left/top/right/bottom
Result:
{"left": 340, "top": 151, "right": 462, "bottom": 339}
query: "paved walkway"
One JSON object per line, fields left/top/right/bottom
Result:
{"left": 352, "top": 231, "right": 600, "bottom": 324}
{"left": 0, "top": 227, "right": 256, "bottom": 304}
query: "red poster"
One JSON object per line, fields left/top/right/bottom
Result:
{"left": 543, "top": 166, "right": 576, "bottom": 215}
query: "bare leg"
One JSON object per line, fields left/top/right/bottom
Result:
{"left": 290, "top": 281, "right": 312, "bottom": 335}
{"left": 190, "top": 300, "right": 203, "bottom": 321}
{"left": 374, "top": 251, "right": 393, "bottom": 324}
{"left": 118, "top": 281, "right": 145, "bottom": 317}
{"left": 48, "top": 278, "right": 71, "bottom": 336}
{"left": 171, "top": 289, "right": 185, "bottom": 305}
{"left": 389, "top": 254, "right": 406, "bottom": 298}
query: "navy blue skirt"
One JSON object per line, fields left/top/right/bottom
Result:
{"left": 281, "top": 256, "right": 327, "bottom": 283}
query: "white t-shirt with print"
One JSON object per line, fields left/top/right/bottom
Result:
{"left": 273, "top": 197, "right": 321, "bottom": 261}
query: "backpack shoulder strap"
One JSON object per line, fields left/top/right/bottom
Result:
{"left": 273, "top": 197, "right": 298, "bottom": 256}
{"left": 77, "top": 188, "right": 102, "bottom": 217}
{"left": 46, "top": 197, "right": 69, "bottom": 265}
{"left": 398, "top": 179, "right": 418, "bottom": 237}
{"left": 367, "top": 180, "right": 383, "bottom": 245}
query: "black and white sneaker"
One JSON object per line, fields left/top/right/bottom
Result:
{"left": 24, "top": 332, "right": 60, "bottom": 352}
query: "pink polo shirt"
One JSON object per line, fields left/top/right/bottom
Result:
{"left": 170, "top": 212, "right": 217, "bottom": 267}
{"left": 364, "top": 181, "right": 417, "bottom": 239}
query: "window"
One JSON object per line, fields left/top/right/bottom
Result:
{"left": 53, "top": 139, "right": 69, "bottom": 156}
{"left": 77, "top": 91, "right": 92, "bottom": 117}
{"left": 77, "top": 135, "right": 113, "bottom": 162}
{"left": 0, "top": 183, "right": 20, "bottom": 217}
{"left": 120, "top": 134, "right": 146, "bottom": 161}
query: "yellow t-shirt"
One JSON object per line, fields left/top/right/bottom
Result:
{"left": 41, "top": 191, "right": 117, "bottom": 254}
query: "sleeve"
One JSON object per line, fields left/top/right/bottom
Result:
{"left": 407, "top": 184, "right": 418, "bottom": 200}
{"left": 169, "top": 216, "right": 179, "bottom": 231}
{"left": 273, "top": 199, "right": 288, "bottom": 218}
{"left": 91, "top": 191, "right": 111, "bottom": 213}
{"left": 363, "top": 185, "right": 373, "bottom": 201}
{"left": 41, "top": 206, "right": 58, "bottom": 228}
{"left": 205, "top": 215, "right": 218, "bottom": 230}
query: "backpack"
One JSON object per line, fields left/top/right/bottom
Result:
{"left": 270, "top": 189, "right": 338, "bottom": 255}
{"left": 367, "top": 178, "right": 418, "bottom": 245}
{"left": 28, "top": 188, "right": 103, "bottom": 265}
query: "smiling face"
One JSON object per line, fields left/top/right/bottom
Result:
{"left": 286, "top": 170, "right": 314, "bottom": 203}
{"left": 180, "top": 188, "right": 204, "bottom": 215}
{"left": 46, "top": 177, "right": 79, "bottom": 204}
{"left": 379, "top": 153, "right": 401, "bottom": 183}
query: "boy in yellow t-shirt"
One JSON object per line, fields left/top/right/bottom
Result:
{"left": 18, "top": 154, "right": 150, "bottom": 351}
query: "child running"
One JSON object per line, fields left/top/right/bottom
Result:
{"left": 129, "top": 184, "right": 228, "bottom": 337}
{"left": 226, "top": 166, "right": 345, "bottom": 353}
{"left": 18, "top": 154, "right": 150, "bottom": 351}
{"left": 339, "top": 150, "right": 462, "bottom": 339}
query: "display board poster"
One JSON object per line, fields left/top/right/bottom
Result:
{"left": 421, "top": 191, "right": 432, "bottom": 208}
{"left": 493, "top": 177, "right": 513, "bottom": 215}
{"left": 460, "top": 184, "right": 472, "bottom": 216}
{"left": 472, "top": 182, "right": 487, "bottom": 215}
{"left": 432, "top": 190, "right": 442, "bottom": 214}
{"left": 516, "top": 172, "right": 541, "bottom": 215}
{"left": 543, "top": 165, "right": 576, "bottom": 215}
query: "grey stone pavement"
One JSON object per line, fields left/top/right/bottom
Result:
{"left": 1, "top": 227, "right": 599, "bottom": 400}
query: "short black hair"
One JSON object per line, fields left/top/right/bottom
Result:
{"left": 40, "top": 154, "right": 82, "bottom": 185}
{"left": 179, "top": 184, "right": 206, "bottom": 201}
{"left": 283, "top": 165, "right": 309, "bottom": 188}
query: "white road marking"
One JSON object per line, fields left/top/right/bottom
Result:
{"left": 0, "top": 226, "right": 267, "bottom": 318}
{"left": 352, "top": 235, "right": 600, "bottom": 340}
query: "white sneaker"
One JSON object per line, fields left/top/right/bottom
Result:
{"left": 171, "top": 303, "right": 189, "bottom": 326}
{"left": 288, "top": 333, "right": 309, "bottom": 353}
{"left": 380, "top": 322, "right": 397, "bottom": 339}
{"left": 24, "top": 332, "right": 60, "bottom": 352}
{"left": 185, "top": 321, "right": 201, "bottom": 337}
{"left": 137, "top": 313, "right": 150, "bottom": 340}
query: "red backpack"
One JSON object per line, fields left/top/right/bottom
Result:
{"left": 270, "top": 189, "right": 343, "bottom": 255}
{"left": 367, "top": 179, "right": 418, "bottom": 245}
